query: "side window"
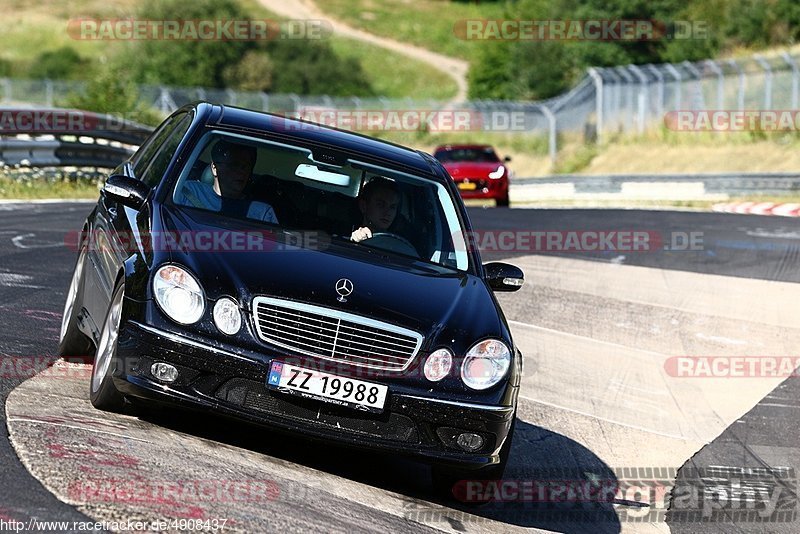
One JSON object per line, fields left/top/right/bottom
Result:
{"left": 138, "top": 114, "right": 193, "bottom": 188}
{"left": 131, "top": 112, "right": 187, "bottom": 179}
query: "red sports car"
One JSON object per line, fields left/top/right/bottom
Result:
{"left": 433, "top": 144, "right": 512, "bottom": 207}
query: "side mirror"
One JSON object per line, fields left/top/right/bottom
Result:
{"left": 102, "top": 174, "right": 150, "bottom": 210}
{"left": 484, "top": 262, "right": 524, "bottom": 292}
{"left": 503, "top": 155, "right": 512, "bottom": 163}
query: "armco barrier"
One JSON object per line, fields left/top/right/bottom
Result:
{"left": 0, "top": 108, "right": 153, "bottom": 168}
{"left": 512, "top": 172, "right": 800, "bottom": 201}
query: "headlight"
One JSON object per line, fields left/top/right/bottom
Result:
{"left": 461, "top": 339, "right": 511, "bottom": 390}
{"left": 213, "top": 297, "right": 241, "bottom": 335}
{"left": 153, "top": 265, "right": 205, "bottom": 324}
{"left": 424, "top": 348, "right": 453, "bottom": 382}
{"left": 488, "top": 165, "right": 505, "bottom": 179}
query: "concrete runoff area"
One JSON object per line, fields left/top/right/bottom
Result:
{"left": 7, "top": 253, "right": 800, "bottom": 533}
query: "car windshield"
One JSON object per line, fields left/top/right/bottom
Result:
{"left": 434, "top": 147, "right": 499, "bottom": 163}
{"left": 172, "top": 131, "right": 470, "bottom": 271}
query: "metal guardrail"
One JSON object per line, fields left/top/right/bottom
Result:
{"left": 0, "top": 108, "right": 153, "bottom": 168}
{"left": 512, "top": 172, "right": 800, "bottom": 201}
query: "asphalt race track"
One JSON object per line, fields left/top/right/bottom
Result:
{"left": 1, "top": 201, "right": 799, "bottom": 533}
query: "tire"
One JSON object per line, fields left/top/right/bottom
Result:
{"left": 58, "top": 243, "right": 94, "bottom": 360}
{"left": 495, "top": 195, "right": 510, "bottom": 208}
{"left": 431, "top": 415, "right": 516, "bottom": 503}
{"left": 89, "top": 281, "right": 126, "bottom": 412}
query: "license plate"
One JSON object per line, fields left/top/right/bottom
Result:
{"left": 267, "top": 362, "right": 388, "bottom": 413}
{"left": 458, "top": 182, "right": 477, "bottom": 190}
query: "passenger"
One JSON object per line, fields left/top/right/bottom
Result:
{"left": 350, "top": 177, "right": 400, "bottom": 242}
{"left": 180, "top": 140, "right": 278, "bottom": 224}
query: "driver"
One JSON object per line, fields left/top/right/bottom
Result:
{"left": 179, "top": 140, "right": 278, "bottom": 224}
{"left": 350, "top": 177, "right": 400, "bottom": 242}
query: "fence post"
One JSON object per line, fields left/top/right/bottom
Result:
{"left": 647, "top": 64, "right": 665, "bottom": 121}
{"left": 665, "top": 64, "right": 682, "bottom": 111}
{"left": 156, "top": 87, "right": 177, "bottom": 114}
{"left": 681, "top": 61, "right": 703, "bottom": 109}
{"left": 781, "top": 52, "right": 799, "bottom": 110}
{"left": 587, "top": 68, "right": 603, "bottom": 143}
{"left": 704, "top": 60, "right": 724, "bottom": 110}
{"left": 289, "top": 93, "right": 301, "bottom": 113}
{"left": 754, "top": 55, "right": 772, "bottom": 109}
{"left": 726, "top": 59, "right": 745, "bottom": 110}
{"left": 615, "top": 66, "right": 634, "bottom": 133}
{"left": 539, "top": 104, "right": 557, "bottom": 165}
{"left": 260, "top": 92, "right": 269, "bottom": 112}
{"left": 627, "top": 65, "right": 648, "bottom": 133}
{"left": 45, "top": 79, "right": 53, "bottom": 107}
{"left": 226, "top": 89, "right": 237, "bottom": 106}
{"left": 0, "top": 78, "right": 9, "bottom": 103}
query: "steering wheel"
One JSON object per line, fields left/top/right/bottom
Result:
{"left": 363, "top": 232, "right": 419, "bottom": 257}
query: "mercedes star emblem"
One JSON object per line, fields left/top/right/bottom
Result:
{"left": 335, "top": 278, "right": 354, "bottom": 302}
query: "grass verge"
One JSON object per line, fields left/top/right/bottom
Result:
{"left": 0, "top": 173, "right": 101, "bottom": 200}
{"left": 319, "top": 0, "right": 507, "bottom": 61}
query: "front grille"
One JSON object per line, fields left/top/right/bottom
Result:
{"left": 252, "top": 296, "right": 422, "bottom": 371}
{"left": 215, "top": 378, "right": 419, "bottom": 443}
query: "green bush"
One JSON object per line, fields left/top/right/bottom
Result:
{"left": 121, "top": 0, "right": 373, "bottom": 96}
{"left": 468, "top": 0, "right": 800, "bottom": 101}
{"left": 28, "top": 46, "right": 89, "bottom": 80}
{"left": 63, "top": 66, "right": 164, "bottom": 126}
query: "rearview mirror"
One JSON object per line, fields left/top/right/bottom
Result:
{"left": 503, "top": 155, "right": 512, "bottom": 163}
{"left": 102, "top": 174, "right": 150, "bottom": 210}
{"left": 484, "top": 262, "right": 524, "bottom": 292}
{"left": 295, "top": 164, "right": 350, "bottom": 186}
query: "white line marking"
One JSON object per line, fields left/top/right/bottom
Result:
{"left": 518, "top": 395, "right": 701, "bottom": 442}
{"left": 508, "top": 319, "right": 667, "bottom": 357}
{"left": 0, "top": 272, "right": 44, "bottom": 289}
{"left": 695, "top": 332, "right": 747, "bottom": 346}
{"left": 7, "top": 417, "right": 151, "bottom": 443}
{"left": 11, "top": 233, "right": 61, "bottom": 249}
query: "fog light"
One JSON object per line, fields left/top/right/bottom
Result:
{"left": 213, "top": 297, "right": 241, "bottom": 335}
{"left": 151, "top": 362, "right": 178, "bottom": 383}
{"left": 424, "top": 348, "right": 452, "bottom": 381}
{"left": 456, "top": 432, "right": 484, "bottom": 452}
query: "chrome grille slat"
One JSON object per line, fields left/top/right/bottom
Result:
{"left": 257, "top": 307, "right": 340, "bottom": 329}
{"left": 252, "top": 296, "right": 423, "bottom": 371}
{"left": 335, "top": 325, "right": 418, "bottom": 347}
{"left": 258, "top": 328, "right": 335, "bottom": 353}
{"left": 257, "top": 312, "right": 340, "bottom": 334}
{"left": 256, "top": 317, "right": 338, "bottom": 340}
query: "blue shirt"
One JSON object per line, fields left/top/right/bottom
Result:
{"left": 178, "top": 181, "right": 278, "bottom": 224}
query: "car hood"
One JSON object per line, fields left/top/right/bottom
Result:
{"left": 442, "top": 161, "right": 503, "bottom": 178}
{"left": 159, "top": 204, "right": 508, "bottom": 348}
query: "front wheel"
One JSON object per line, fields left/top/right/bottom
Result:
{"left": 431, "top": 415, "right": 517, "bottom": 502}
{"left": 495, "top": 195, "right": 510, "bottom": 208}
{"left": 89, "top": 281, "right": 126, "bottom": 412}
{"left": 58, "top": 244, "right": 94, "bottom": 359}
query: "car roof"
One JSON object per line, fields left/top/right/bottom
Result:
{"left": 198, "top": 103, "right": 437, "bottom": 175}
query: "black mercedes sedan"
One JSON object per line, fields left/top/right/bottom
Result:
{"left": 59, "top": 102, "right": 525, "bottom": 495}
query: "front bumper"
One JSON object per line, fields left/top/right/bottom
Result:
{"left": 113, "top": 321, "right": 517, "bottom": 469}
{"left": 455, "top": 178, "right": 508, "bottom": 200}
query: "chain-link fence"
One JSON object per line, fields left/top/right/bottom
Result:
{"left": 2, "top": 50, "right": 798, "bottom": 163}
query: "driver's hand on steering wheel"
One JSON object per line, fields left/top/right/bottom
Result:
{"left": 350, "top": 226, "right": 372, "bottom": 242}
